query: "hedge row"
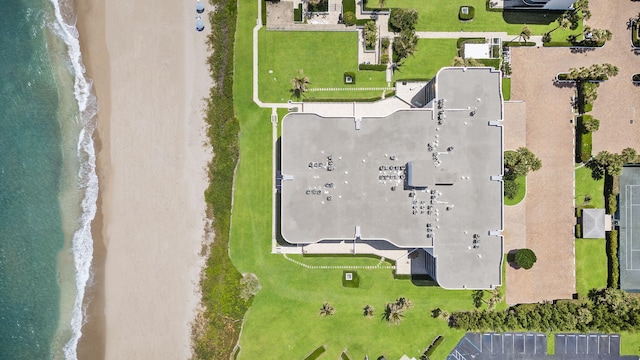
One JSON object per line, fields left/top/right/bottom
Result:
{"left": 607, "top": 230, "right": 619, "bottom": 288}
{"left": 456, "top": 37, "right": 485, "bottom": 48}
{"left": 503, "top": 41, "right": 536, "bottom": 48}
{"left": 303, "top": 92, "right": 394, "bottom": 102}
{"left": 425, "top": 335, "right": 444, "bottom": 357}
{"left": 304, "top": 345, "right": 326, "bottom": 360}
{"left": 294, "top": 3, "right": 303, "bottom": 22}
{"left": 358, "top": 63, "right": 387, "bottom": 71}
{"left": 543, "top": 41, "right": 573, "bottom": 47}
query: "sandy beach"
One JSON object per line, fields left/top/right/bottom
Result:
{"left": 76, "top": 0, "right": 212, "bottom": 358}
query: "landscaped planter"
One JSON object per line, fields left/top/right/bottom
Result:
{"left": 632, "top": 21, "right": 640, "bottom": 48}
{"left": 555, "top": 72, "right": 574, "bottom": 83}
{"left": 458, "top": 6, "right": 475, "bottom": 21}
{"left": 633, "top": 73, "right": 640, "bottom": 85}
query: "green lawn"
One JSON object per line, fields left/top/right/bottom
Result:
{"left": 393, "top": 39, "right": 458, "bottom": 81}
{"left": 372, "top": 0, "right": 582, "bottom": 39}
{"left": 234, "top": 2, "right": 504, "bottom": 358}
{"left": 258, "top": 30, "right": 388, "bottom": 102}
{"left": 504, "top": 175, "right": 526, "bottom": 206}
{"left": 575, "top": 238, "right": 607, "bottom": 296}
{"left": 575, "top": 166, "right": 604, "bottom": 208}
{"left": 502, "top": 77, "right": 511, "bottom": 101}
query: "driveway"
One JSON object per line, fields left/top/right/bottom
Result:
{"left": 505, "top": 0, "right": 640, "bottom": 304}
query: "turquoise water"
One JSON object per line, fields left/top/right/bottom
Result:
{"left": 0, "top": 0, "right": 97, "bottom": 358}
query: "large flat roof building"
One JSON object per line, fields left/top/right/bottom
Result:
{"left": 277, "top": 68, "right": 505, "bottom": 289}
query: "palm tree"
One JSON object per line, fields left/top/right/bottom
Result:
{"left": 363, "top": 305, "right": 375, "bottom": 317}
{"left": 319, "top": 302, "right": 335, "bottom": 317}
{"left": 395, "top": 297, "right": 412, "bottom": 310}
{"left": 290, "top": 69, "right": 310, "bottom": 100}
{"left": 382, "top": 303, "right": 404, "bottom": 324}
{"left": 519, "top": 25, "right": 532, "bottom": 43}
{"left": 471, "top": 290, "right": 485, "bottom": 308}
{"left": 487, "top": 287, "right": 502, "bottom": 310}
{"left": 393, "top": 29, "right": 418, "bottom": 62}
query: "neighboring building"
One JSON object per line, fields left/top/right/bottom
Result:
{"left": 277, "top": 67, "right": 505, "bottom": 289}
{"left": 523, "top": 0, "right": 574, "bottom": 10}
{"left": 581, "top": 208, "right": 611, "bottom": 239}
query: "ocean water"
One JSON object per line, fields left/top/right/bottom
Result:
{"left": 0, "top": 0, "right": 97, "bottom": 359}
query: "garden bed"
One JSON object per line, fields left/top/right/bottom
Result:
{"left": 633, "top": 22, "right": 640, "bottom": 47}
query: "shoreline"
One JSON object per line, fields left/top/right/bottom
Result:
{"left": 75, "top": 0, "right": 212, "bottom": 357}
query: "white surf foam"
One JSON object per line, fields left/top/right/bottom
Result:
{"left": 48, "top": 0, "right": 98, "bottom": 358}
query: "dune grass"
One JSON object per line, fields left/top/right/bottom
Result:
{"left": 574, "top": 238, "right": 607, "bottom": 296}
{"left": 258, "top": 30, "right": 388, "bottom": 102}
{"left": 393, "top": 39, "right": 458, "bottom": 81}
{"left": 575, "top": 166, "right": 604, "bottom": 208}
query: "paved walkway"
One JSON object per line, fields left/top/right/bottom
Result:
{"left": 283, "top": 254, "right": 395, "bottom": 269}
{"left": 308, "top": 87, "right": 394, "bottom": 91}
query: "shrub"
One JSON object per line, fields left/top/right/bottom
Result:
{"left": 380, "top": 53, "right": 390, "bottom": 64}
{"left": 307, "top": 0, "right": 328, "bottom": 12}
{"left": 575, "top": 224, "right": 582, "bottom": 238}
{"left": 294, "top": 3, "right": 303, "bottom": 22}
{"left": 633, "top": 74, "right": 640, "bottom": 82}
{"left": 343, "top": 71, "right": 356, "bottom": 84}
{"left": 343, "top": 11, "right": 357, "bottom": 26}
{"left": 606, "top": 193, "right": 617, "bottom": 215}
{"left": 425, "top": 335, "right": 444, "bottom": 356}
{"left": 381, "top": 38, "right": 390, "bottom": 50}
{"left": 543, "top": 41, "right": 573, "bottom": 47}
{"left": 606, "top": 230, "right": 619, "bottom": 288}
{"left": 240, "top": 273, "right": 261, "bottom": 301}
{"left": 458, "top": 6, "right": 475, "bottom": 21}
{"left": 389, "top": 8, "right": 418, "bottom": 32}
{"left": 304, "top": 345, "right": 327, "bottom": 360}
{"left": 342, "top": 0, "right": 356, "bottom": 14}
{"left": 456, "top": 37, "right": 485, "bottom": 48}
{"left": 514, "top": 248, "right": 537, "bottom": 269}
{"left": 504, "top": 179, "right": 518, "bottom": 199}
{"left": 342, "top": 270, "right": 360, "bottom": 287}
{"left": 358, "top": 64, "right": 387, "bottom": 71}
{"left": 502, "top": 41, "right": 536, "bottom": 48}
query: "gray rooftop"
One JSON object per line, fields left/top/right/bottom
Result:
{"left": 582, "top": 208, "right": 606, "bottom": 239}
{"left": 279, "top": 67, "right": 504, "bottom": 289}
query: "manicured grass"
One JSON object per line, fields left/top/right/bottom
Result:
{"left": 504, "top": 175, "right": 525, "bottom": 206}
{"left": 258, "top": 30, "right": 387, "bottom": 102}
{"left": 575, "top": 238, "right": 607, "bottom": 296}
{"left": 393, "top": 39, "right": 458, "bottom": 81}
{"left": 575, "top": 166, "right": 604, "bottom": 208}
{"left": 502, "top": 77, "right": 511, "bottom": 101}
{"left": 621, "top": 331, "right": 640, "bottom": 356}
{"left": 376, "top": 0, "right": 581, "bottom": 39}
{"left": 235, "top": 6, "right": 487, "bottom": 359}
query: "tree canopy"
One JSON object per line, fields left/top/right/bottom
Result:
{"left": 588, "top": 148, "right": 637, "bottom": 179}
{"left": 504, "top": 147, "right": 542, "bottom": 180}
{"left": 514, "top": 248, "right": 537, "bottom": 270}
{"left": 389, "top": 8, "right": 418, "bottom": 32}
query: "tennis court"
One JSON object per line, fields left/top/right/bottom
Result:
{"left": 619, "top": 166, "right": 640, "bottom": 291}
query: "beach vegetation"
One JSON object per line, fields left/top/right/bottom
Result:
{"left": 191, "top": 0, "right": 248, "bottom": 357}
